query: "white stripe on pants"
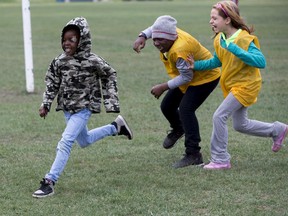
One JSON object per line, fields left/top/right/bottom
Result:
{"left": 210, "top": 92, "right": 285, "bottom": 163}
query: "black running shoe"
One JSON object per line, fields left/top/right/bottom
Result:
{"left": 114, "top": 115, "right": 133, "bottom": 140}
{"left": 163, "top": 129, "right": 184, "bottom": 149}
{"left": 172, "top": 153, "right": 204, "bottom": 169}
{"left": 32, "top": 178, "right": 55, "bottom": 198}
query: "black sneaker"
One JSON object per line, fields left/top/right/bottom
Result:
{"left": 163, "top": 130, "right": 184, "bottom": 149}
{"left": 172, "top": 153, "right": 204, "bottom": 169}
{"left": 114, "top": 115, "right": 133, "bottom": 140}
{"left": 32, "top": 178, "right": 55, "bottom": 198}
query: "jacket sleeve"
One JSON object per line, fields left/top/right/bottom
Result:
{"left": 227, "top": 42, "right": 266, "bottom": 69}
{"left": 41, "top": 59, "right": 61, "bottom": 111}
{"left": 96, "top": 56, "right": 120, "bottom": 113}
{"left": 167, "top": 58, "right": 193, "bottom": 89}
{"left": 142, "top": 26, "right": 152, "bottom": 39}
{"left": 194, "top": 52, "right": 222, "bottom": 71}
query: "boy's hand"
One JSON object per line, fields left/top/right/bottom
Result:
{"left": 151, "top": 83, "right": 169, "bottom": 99}
{"left": 39, "top": 106, "right": 48, "bottom": 119}
{"left": 133, "top": 37, "right": 146, "bottom": 53}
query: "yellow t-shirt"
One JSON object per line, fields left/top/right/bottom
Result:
{"left": 214, "top": 30, "right": 262, "bottom": 107}
{"left": 160, "top": 28, "right": 220, "bottom": 93}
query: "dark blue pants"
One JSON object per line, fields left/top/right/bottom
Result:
{"left": 160, "top": 78, "right": 219, "bottom": 155}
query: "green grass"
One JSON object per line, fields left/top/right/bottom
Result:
{"left": 1, "top": 0, "right": 288, "bottom": 215}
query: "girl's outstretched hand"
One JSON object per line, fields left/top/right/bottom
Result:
{"left": 186, "top": 54, "right": 195, "bottom": 69}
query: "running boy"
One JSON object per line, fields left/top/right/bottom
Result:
{"left": 32, "top": 17, "right": 133, "bottom": 198}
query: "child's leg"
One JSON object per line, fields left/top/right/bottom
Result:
{"left": 160, "top": 88, "right": 183, "bottom": 131}
{"left": 232, "top": 102, "right": 288, "bottom": 151}
{"left": 232, "top": 107, "right": 283, "bottom": 137}
{"left": 160, "top": 88, "right": 184, "bottom": 149}
{"left": 45, "top": 109, "right": 92, "bottom": 182}
{"left": 180, "top": 79, "right": 218, "bottom": 155}
{"left": 77, "top": 115, "right": 133, "bottom": 148}
{"left": 210, "top": 93, "right": 243, "bottom": 163}
{"left": 76, "top": 124, "right": 117, "bottom": 148}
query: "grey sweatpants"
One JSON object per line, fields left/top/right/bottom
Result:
{"left": 210, "top": 93, "right": 286, "bottom": 163}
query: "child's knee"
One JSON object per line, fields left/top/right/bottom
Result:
{"left": 57, "top": 139, "right": 73, "bottom": 154}
{"left": 77, "top": 141, "right": 90, "bottom": 148}
{"left": 233, "top": 121, "right": 246, "bottom": 133}
{"left": 213, "top": 111, "right": 225, "bottom": 123}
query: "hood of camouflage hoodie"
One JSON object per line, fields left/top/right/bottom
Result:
{"left": 61, "top": 17, "right": 91, "bottom": 57}
{"left": 41, "top": 16, "right": 120, "bottom": 114}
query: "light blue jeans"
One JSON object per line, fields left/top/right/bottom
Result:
{"left": 45, "top": 108, "right": 117, "bottom": 182}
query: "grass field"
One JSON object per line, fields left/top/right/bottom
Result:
{"left": 1, "top": 0, "right": 288, "bottom": 215}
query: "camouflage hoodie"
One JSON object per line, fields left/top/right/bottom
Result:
{"left": 41, "top": 17, "right": 120, "bottom": 114}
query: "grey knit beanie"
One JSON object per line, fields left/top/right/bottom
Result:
{"left": 152, "top": 15, "right": 178, "bottom": 41}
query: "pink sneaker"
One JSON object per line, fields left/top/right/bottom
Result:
{"left": 272, "top": 125, "right": 288, "bottom": 152}
{"left": 203, "top": 161, "right": 231, "bottom": 170}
